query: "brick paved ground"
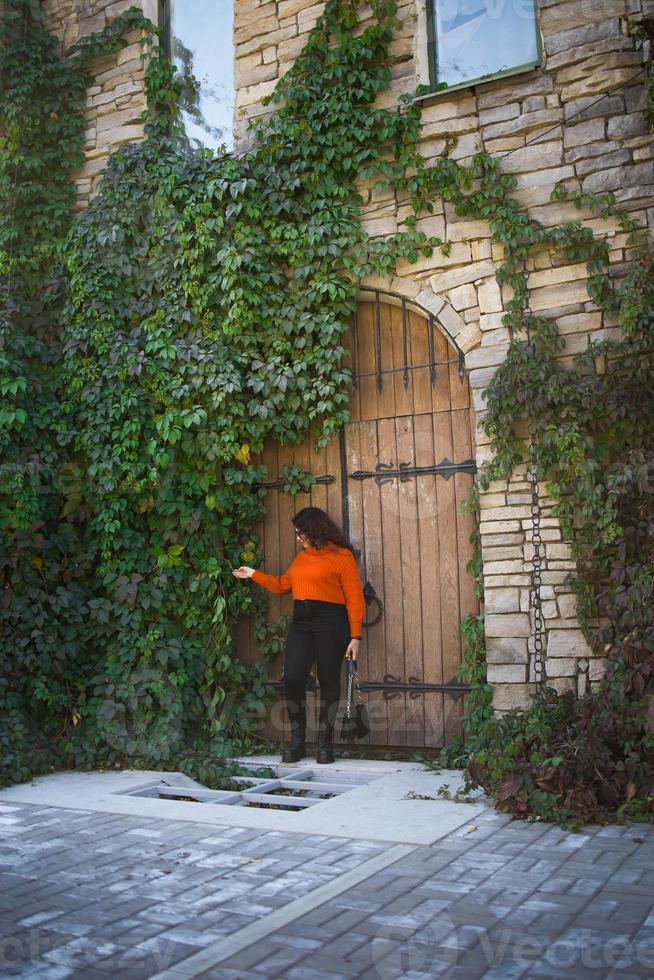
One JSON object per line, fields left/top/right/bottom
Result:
{"left": 1, "top": 799, "right": 653, "bottom": 979}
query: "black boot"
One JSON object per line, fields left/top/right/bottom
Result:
{"left": 281, "top": 704, "right": 306, "bottom": 763}
{"left": 316, "top": 720, "right": 334, "bottom": 765}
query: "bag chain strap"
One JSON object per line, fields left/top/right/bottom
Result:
{"left": 345, "top": 660, "right": 363, "bottom": 717}
{"left": 345, "top": 661, "right": 354, "bottom": 718}
{"left": 353, "top": 664, "right": 363, "bottom": 706}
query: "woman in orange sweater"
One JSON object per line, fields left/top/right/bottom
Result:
{"left": 233, "top": 506, "right": 365, "bottom": 764}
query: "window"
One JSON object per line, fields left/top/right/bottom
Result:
{"left": 428, "top": 0, "right": 541, "bottom": 90}
{"left": 159, "top": 0, "right": 234, "bottom": 152}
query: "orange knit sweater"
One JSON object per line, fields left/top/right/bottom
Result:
{"left": 251, "top": 545, "right": 366, "bottom": 636}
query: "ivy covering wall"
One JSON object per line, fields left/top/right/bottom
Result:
{"left": 1, "top": 0, "right": 652, "bottom": 823}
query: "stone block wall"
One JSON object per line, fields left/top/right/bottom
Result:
{"left": 42, "top": 0, "right": 157, "bottom": 209}
{"left": 235, "top": 0, "right": 653, "bottom": 709}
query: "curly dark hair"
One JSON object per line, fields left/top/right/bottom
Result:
{"left": 292, "top": 507, "right": 356, "bottom": 555}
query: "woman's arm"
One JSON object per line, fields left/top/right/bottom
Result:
{"left": 233, "top": 564, "right": 292, "bottom": 595}
{"left": 251, "top": 568, "right": 292, "bottom": 595}
{"left": 339, "top": 551, "right": 366, "bottom": 637}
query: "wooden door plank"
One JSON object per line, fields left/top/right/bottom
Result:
{"left": 308, "top": 438, "right": 328, "bottom": 514}
{"left": 448, "top": 340, "right": 470, "bottom": 412}
{"left": 432, "top": 328, "right": 452, "bottom": 415}
{"left": 291, "top": 430, "right": 312, "bottom": 514}
{"left": 395, "top": 414, "right": 425, "bottom": 747}
{"left": 378, "top": 415, "right": 407, "bottom": 746}
{"left": 413, "top": 411, "right": 445, "bottom": 748}
{"left": 409, "top": 308, "right": 433, "bottom": 417}
{"left": 390, "top": 303, "right": 413, "bottom": 419}
{"left": 325, "top": 431, "right": 343, "bottom": 530}
{"left": 343, "top": 424, "right": 364, "bottom": 657}
{"left": 261, "top": 436, "right": 283, "bottom": 632}
{"left": 336, "top": 422, "right": 364, "bottom": 746}
{"left": 277, "top": 439, "right": 298, "bottom": 584}
{"left": 356, "top": 417, "right": 389, "bottom": 747}
{"left": 356, "top": 301, "right": 378, "bottom": 423}
{"left": 344, "top": 314, "right": 361, "bottom": 424}
{"left": 377, "top": 299, "right": 397, "bottom": 421}
{"left": 433, "top": 411, "right": 463, "bottom": 743}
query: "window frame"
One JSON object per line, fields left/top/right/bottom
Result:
{"left": 424, "top": 0, "right": 544, "bottom": 98}
{"left": 155, "top": 0, "right": 235, "bottom": 152}
{"left": 158, "top": 0, "right": 171, "bottom": 59}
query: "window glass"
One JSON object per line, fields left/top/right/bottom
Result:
{"left": 167, "top": 0, "right": 234, "bottom": 152}
{"left": 431, "top": 0, "right": 540, "bottom": 88}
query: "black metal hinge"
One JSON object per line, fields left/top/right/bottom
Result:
{"left": 267, "top": 674, "right": 469, "bottom": 701}
{"left": 359, "top": 675, "right": 469, "bottom": 701}
{"left": 349, "top": 457, "right": 477, "bottom": 486}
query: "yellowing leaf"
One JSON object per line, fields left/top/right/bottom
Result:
{"left": 235, "top": 443, "right": 250, "bottom": 464}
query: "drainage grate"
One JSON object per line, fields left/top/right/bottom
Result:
{"left": 114, "top": 766, "right": 381, "bottom": 812}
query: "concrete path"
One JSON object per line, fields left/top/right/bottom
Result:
{"left": 0, "top": 761, "right": 489, "bottom": 846}
{"left": 0, "top": 768, "right": 653, "bottom": 979}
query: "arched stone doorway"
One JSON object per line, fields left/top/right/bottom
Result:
{"left": 238, "top": 291, "right": 479, "bottom": 750}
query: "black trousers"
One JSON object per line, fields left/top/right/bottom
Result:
{"left": 284, "top": 599, "right": 350, "bottom": 730}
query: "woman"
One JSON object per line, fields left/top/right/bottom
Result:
{"left": 233, "top": 507, "right": 365, "bottom": 764}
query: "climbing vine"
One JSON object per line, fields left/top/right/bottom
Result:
{"left": 1, "top": 0, "right": 652, "bottom": 825}
{"left": 0, "top": 2, "right": 170, "bottom": 782}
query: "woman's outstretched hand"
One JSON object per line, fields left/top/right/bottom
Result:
{"left": 233, "top": 566, "right": 255, "bottom": 579}
{"left": 345, "top": 638, "right": 360, "bottom": 661}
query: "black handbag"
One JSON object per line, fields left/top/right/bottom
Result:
{"left": 340, "top": 658, "right": 370, "bottom": 740}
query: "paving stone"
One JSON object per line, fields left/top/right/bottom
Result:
{"left": 194, "top": 971, "right": 244, "bottom": 980}
{"left": 41, "top": 937, "right": 128, "bottom": 971}
{"left": 285, "top": 965, "right": 351, "bottom": 979}
{"left": 287, "top": 952, "right": 363, "bottom": 976}
{"left": 251, "top": 944, "right": 307, "bottom": 973}
{"left": 483, "top": 961, "right": 532, "bottom": 978}
{"left": 8, "top": 966, "right": 76, "bottom": 979}
{"left": 306, "top": 929, "right": 368, "bottom": 960}
{"left": 118, "top": 934, "right": 204, "bottom": 971}
{"left": 327, "top": 893, "right": 382, "bottom": 913}
{"left": 218, "top": 938, "right": 281, "bottom": 970}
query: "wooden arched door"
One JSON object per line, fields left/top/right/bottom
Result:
{"left": 237, "top": 292, "right": 479, "bottom": 750}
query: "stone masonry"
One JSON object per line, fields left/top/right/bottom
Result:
{"left": 41, "top": 0, "right": 654, "bottom": 711}
{"left": 41, "top": 0, "right": 157, "bottom": 209}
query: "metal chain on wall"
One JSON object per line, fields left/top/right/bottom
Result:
{"left": 528, "top": 422, "right": 546, "bottom": 690}
{"left": 526, "top": 311, "right": 546, "bottom": 691}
